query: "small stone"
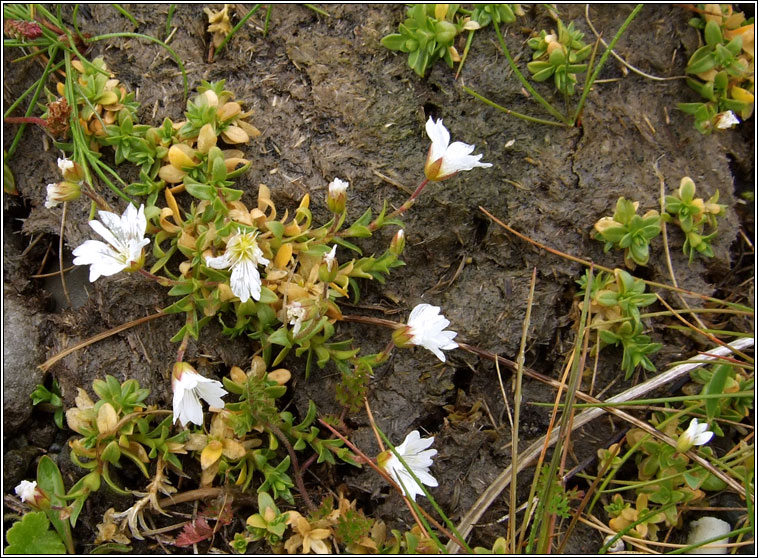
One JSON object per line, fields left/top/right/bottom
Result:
{"left": 687, "top": 516, "right": 731, "bottom": 554}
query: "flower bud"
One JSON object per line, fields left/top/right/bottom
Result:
{"left": 327, "top": 177, "right": 348, "bottom": 214}
{"left": 58, "top": 157, "right": 84, "bottom": 182}
{"left": 14, "top": 480, "right": 49, "bottom": 509}
{"left": 390, "top": 229, "right": 405, "bottom": 256}
{"left": 45, "top": 181, "right": 81, "bottom": 208}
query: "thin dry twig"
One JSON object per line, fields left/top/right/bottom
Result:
{"left": 585, "top": 4, "right": 687, "bottom": 82}
{"left": 39, "top": 311, "right": 169, "bottom": 372}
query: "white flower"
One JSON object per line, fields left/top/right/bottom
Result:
{"left": 424, "top": 117, "right": 492, "bottom": 181}
{"left": 205, "top": 230, "right": 270, "bottom": 303}
{"left": 323, "top": 244, "right": 337, "bottom": 271}
{"left": 15, "top": 480, "right": 38, "bottom": 503}
{"left": 72, "top": 204, "right": 150, "bottom": 282}
{"left": 172, "top": 363, "right": 228, "bottom": 427}
{"left": 714, "top": 110, "right": 739, "bottom": 129}
{"left": 327, "top": 177, "right": 349, "bottom": 213}
{"left": 676, "top": 418, "right": 714, "bottom": 452}
{"left": 328, "top": 177, "right": 349, "bottom": 197}
{"left": 45, "top": 181, "right": 80, "bottom": 208}
{"left": 286, "top": 301, "right": 308, "bottom": 335}
{"left": 57, "top": 157, "right": 75, "bottom": 174}
{"left": 378, "top": 430, "right": 438, "bottom": 501}
{"left": 406, "top": 303, "right": 458, "bottom": 362}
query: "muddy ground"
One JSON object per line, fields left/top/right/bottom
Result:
{"left": 3, "top": 4, "right": 755, "bottom": 554}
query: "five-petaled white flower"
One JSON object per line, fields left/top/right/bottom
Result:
{"left": 287, "top": 301, "right": 308, "bottom": 336}
{"left": 714, "top": 110, "right": 740, "bottom": 130}
{"left": 323, "top": 244, "right": 338, "bottom": 271}
{"left": 72, "top": 204, "right": 150, "bottom": 282}
{"left": 378, "top": 430, "right": 438, "bottom": 501}
{"left": 424, "top": 117, "right": 492, "bottom": 181}
{"left": 172, "top": 363, "right": 228, "bottom": 427}
{"left": 15, "top": 480, "right": 39, "bottom": 504}
{"left": 205, "top": 230, "right": 270, "bottom": 303}
{"left": 676, "top": 418, "right": 714, "bottom": 453}
{"left": 395, "top": 303, "right": 458, "bottom": 362}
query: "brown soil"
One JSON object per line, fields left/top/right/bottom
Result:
{"left": 3, "top": 4, "right": 754, "bottom": 554}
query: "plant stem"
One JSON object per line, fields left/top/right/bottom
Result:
{"left": 492, "top": 21, "right": 569, "bottom": 124}
{"left": 463, "top": 85, "right": 565, "bottom": 126}
{"left": 571, "top": 4, "right": 643, "bottom": 125}
{"left": 4, "top": 115, "right": 49, "bottom": 127}
{"left": 266, "top": 421, "right": 316, "bottom": 512}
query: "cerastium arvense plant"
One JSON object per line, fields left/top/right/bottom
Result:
{"left": 5, "top": 6, "right": 493, "bottom": 552}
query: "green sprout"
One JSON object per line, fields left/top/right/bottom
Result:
{"left": 527, "top": 20, "right": 592, "bottom": 96}
{"left": 664, "top": 176, "right": 725, "bottom": 262}
{"left": 593, "top": 197, "right": 662, "bottom": 268}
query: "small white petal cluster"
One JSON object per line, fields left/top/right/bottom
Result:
{"left": 677, "top": 418, "right": 714, "bottom": 452}
{"left": 379, "top": 430, "right": 438, "bottom": 501}
{"left": 206, "top": 230, "right": 270, "bottom": 303}
{"left": 424, "top": 117, "right": 492, "bottom": 181}
{"left": 328, "top": 177, "right": 349, "bottom": 197}
{"left": 15, "top": 480, "right": 38, "bottom": 503}
{"left": 286, "top": 301, "right": 308, "bottom": 335}
{"left": 172, "top": 366, "right": 228, "bottom": 427}
{"left": 714, "top": 110, "right": 739, "bottom": 130}
{"left": 57, "top": 157, "right": 75, "bottom": 173}
{"left": 323, "top": 244, "right": 338, "bottom": 271}
{"left": 407, "top": 303, "right": 459, "bottom": 362}
{"left": 72, "top": 204, "right": 150, "bottom": 282}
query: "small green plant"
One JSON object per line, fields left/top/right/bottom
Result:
{"left": 66, "top": 375, "right": 188, "bottom": 495}
{"left": 678, "top": 4, "right": 754, "bottom": 133}
{"left": 593, "top": 197, "right": 662, "bottom": 268}
{"left": 381, "top": 4, "right": 524, "bottom": 77}
{"left": 578, "top": 268, "right": 661, "bottom": 378}
{"left": 664, "top": 176, "right": 726, "bottom": 262}
{"left": 689, "top": 363, "right": 754, "bottom": 431}
{"left": 237, "top": 491, "right": 290, "bottom": 550}
{"left": 527, "top": 20, "right": 592, "bottom": 96}
{"left": 381, "top": 4, "right": 469, "bottom": 77}
{"left": 31, "top": 378, "right": 65, "bottom": 429}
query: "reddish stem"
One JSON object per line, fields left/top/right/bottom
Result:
{"left": 4, "top": 116, "right": 48, "bottom": 128}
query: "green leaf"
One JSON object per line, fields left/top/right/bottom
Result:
{"left": 185, "top": 180, "right": 215, "bottom": 200}
{"left": 5, "top": 512, "right": 66, "bottom": 554}
{"left": 381, "top": 33, "right": 409, "bottom": 52}
{"left": 704, "top": 19, "right": 723, "bottom": 47}
{"left": 704, "top": 364, "right": 730, "bottom": 420}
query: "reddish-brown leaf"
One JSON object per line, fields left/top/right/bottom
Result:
{"left": 175, "top": 517, "right": 213, "bottom": 547}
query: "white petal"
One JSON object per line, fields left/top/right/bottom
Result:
{"left": 230, "top": 259, "right": 262, "bottom": 302}
{"left": 438, "top": 141, "right": 492, "bottom": 177}
{"left": 89, "top": 217, "right": 124, "bottom": 251}
{"left": 72, "top": 240, "right": 127, "bottom": 281}
{"left": 205, "top": 252, "right": 232, "bottom": 270}
{"left": 195, "top": 378, "right": 228, "bottom": 409}
{"left": 425, "top": 117, "right": 450, "bottom": 163}
{"left": 180, "top": 389, "right": 204, "bottom": 426}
